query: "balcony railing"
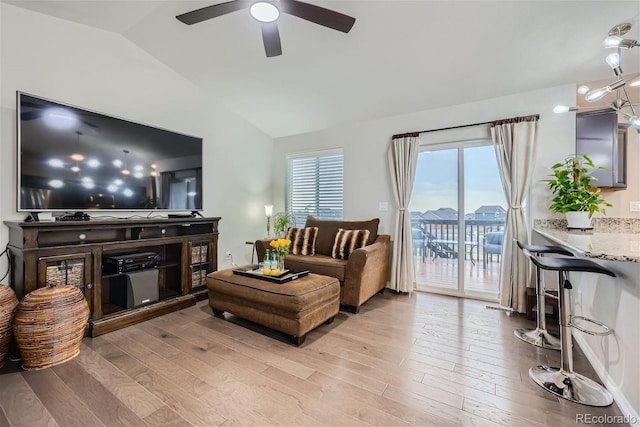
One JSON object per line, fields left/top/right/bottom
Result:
{"left": 412, "top": 218, "right": 505, "bottom": 263}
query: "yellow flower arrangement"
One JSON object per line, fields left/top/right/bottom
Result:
{"left": 269, "top": 238, "right": 291, "bottom": 257}
{"left": 263, "top": 238, "right": 291, "bottom": 275}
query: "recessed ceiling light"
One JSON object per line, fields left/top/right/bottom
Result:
{"left": 48, "top": 158, "right": 64, "bottom": 168}
{"left": 48, "top": 179, "right": 64, "bottom": 188}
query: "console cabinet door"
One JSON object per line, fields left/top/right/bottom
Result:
{"left": 189, "top": 240, "right": 211, "bottom": 292}
{"left": 38, "top": 253, "right": 93, "bottom": 316}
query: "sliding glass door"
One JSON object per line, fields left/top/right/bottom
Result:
{"left": 410, "top": 140, "right": 505, "bottom": 300}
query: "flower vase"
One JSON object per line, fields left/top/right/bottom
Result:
{"left": 277, "top": 252, "right": 285, "bottom": 271}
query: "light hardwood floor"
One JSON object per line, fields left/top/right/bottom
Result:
{"left": 0, "top": 291, "right": 626, "bottom": 426}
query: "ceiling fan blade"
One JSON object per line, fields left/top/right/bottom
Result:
{"left": 176, "top": 0, "right": 250, "bottom": 25}
{"left": 261, "top": 22, "right": 282, "bottom": 57}
{"left": 280, "top": 0, "right": 355, "bottom": 33}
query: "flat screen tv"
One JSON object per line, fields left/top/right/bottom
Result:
{"left": 17, "top": 92, "right": 203, "bottom": 212}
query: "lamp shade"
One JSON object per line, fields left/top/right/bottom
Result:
{"left": 265, "top": 205, "right": 273, "bottom": 217}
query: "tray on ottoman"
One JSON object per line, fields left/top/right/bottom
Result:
{"left": 206, "top": 267, "right": 339, "bottom": 345}
{"left": 232, "top": 265, "right": 309, "bottom": 283}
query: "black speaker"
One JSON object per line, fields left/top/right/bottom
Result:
{"left": 110, "top": 269, "right": 159, "bottom": 308}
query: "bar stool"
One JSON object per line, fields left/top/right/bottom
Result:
{"left": 523, "top": 249, "right": 615, "bottom": 407}
{"left": 515, "top": 242, "right": 573, "bottom": 350}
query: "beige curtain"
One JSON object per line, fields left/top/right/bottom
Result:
{"left": 491, "top": 115, "right": 539, "bottom": 313}
{"left": 388, "top": 134, "right": 419, "bottom": 293}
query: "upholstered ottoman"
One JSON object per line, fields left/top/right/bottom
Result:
{"left": 206, "top": 268, "right": 340, "bottom": 345}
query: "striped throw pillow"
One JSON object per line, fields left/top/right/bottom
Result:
{"left": 285, "top": 227, "right": 319, "bottom": 255}
{"left": 331, "top": 228, "right": 370, "bottom": 260}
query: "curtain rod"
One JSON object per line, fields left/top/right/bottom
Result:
{"left": 392, "top": 114, "right": 540, "bottom": 140}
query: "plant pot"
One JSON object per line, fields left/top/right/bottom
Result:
{"left": 565, "top": 211, "right": 592, "bottom": 229}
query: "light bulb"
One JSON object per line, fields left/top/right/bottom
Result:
{"left": 577, "top": 85, "right": 589, "bottom": 95}
{"left": 630, "top": 116, "right": 640, "bottom": 129}
{"left": 553, "top": 105, "right": 570, "bottom": 114}
{"left": 584, "top": 79, "right": 625, "bottom": 102}
{"left": 603, "top": 35, "right": 622, "bottom": 48}
{"left": 584, "top": 87, "right": 609, "bottom": 102}
{"left": 121, "top": 169, "right": 130, "bottom": 176}
{"left": 70, "top": 153, "right": 84, "bottom": 161}
{"left": 250, "top": 1, "right": 279, "bottom": 22}
{"left": 585, "top": 87, "right": 609, "bottom": 102}
{"left": 605, "top": 52, "right": 620, "bottom": 68}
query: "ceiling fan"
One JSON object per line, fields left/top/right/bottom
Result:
{"left": 176, "top": 0, "right": 356, "bottom": 57}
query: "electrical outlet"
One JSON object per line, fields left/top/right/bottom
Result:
{"left": 379, "top": 202, "right": 388, "bottom": 212}
{"left": 630, "top": 201, "right": 640, "bottom": 212}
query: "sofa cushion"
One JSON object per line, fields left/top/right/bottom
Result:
{"left": 304, "top": 216, "right": 379, "bottom": 256}
{"left": 332, "top": 228, "right": 370, "bottom": 260}
{"left": 285, "top": 227, "right": 318, "bottom": 256}
{"left": 285, "top": 254, "right": 346, "bottom": 282}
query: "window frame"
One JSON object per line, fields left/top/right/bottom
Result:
{"left": 285, "top": 148, "right": 344, "bottom": 226}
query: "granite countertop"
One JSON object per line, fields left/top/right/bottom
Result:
{"left": 533, "top": 226, "right": 640, "bottom": 263}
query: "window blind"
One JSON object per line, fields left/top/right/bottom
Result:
{"left": 286, "top": 149, "right": 344, "bottom": 226}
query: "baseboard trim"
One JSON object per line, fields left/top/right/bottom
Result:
{"left": 573, "top": 332, "right": 640, "bottom": 427}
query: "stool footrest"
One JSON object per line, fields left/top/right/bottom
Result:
{"left": 570, "top": 316, "right": 612, "bottom": 336}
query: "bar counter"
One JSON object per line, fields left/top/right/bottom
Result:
{"left": 533, "top": 227, "right": 639, "bottom": 263}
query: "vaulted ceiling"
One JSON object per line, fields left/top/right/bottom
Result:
{"left": 6, "top": 1, "right": 640, "bottom": 137}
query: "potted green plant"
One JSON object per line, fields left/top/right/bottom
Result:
{"left": 273, "top": 212, "right": 295, "bottom": 237}
{"left": 547, "top": 154, "right": 612, "bottom": 229}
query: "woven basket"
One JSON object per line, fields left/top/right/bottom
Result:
{"left": 13, "top": 285, "right": 89, "bottom": 371}
{"left": 0, "top": 285, "right": 19, "bottom": 368}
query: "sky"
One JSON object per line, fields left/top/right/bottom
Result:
{"left": 409, "top": 145, "right": 506, "bottom": 215}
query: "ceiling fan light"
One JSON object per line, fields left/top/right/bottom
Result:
{"left": 250, "top": 1, "right": 279, "bottom": 23}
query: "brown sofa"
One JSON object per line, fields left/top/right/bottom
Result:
{"left": 256, "top": 216, "right": 390, "bottom": 313}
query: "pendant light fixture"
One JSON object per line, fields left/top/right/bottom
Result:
{"left": 554, "top": 21, "right": 639, "bottom": 130}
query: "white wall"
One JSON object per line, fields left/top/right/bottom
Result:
{"left": 272, "top": 84, "right": 586, "bottom": 236}
{"left": 0, "top": 4, "right": 273, "bottom": 274}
